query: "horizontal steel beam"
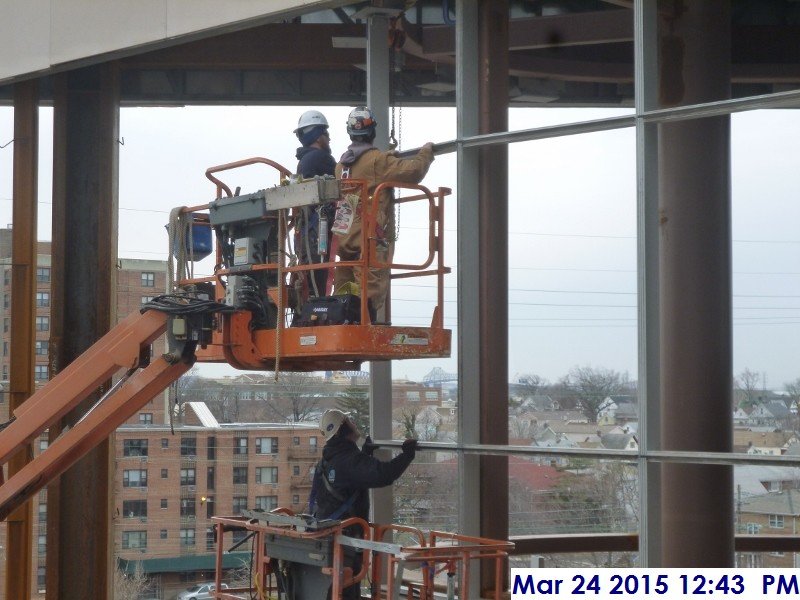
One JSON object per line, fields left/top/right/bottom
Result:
{"left": 371, "top": 439, "right": 800, "bottom": 467}
{"left": 509, "top": 534, "right": 800, "bottom": 556}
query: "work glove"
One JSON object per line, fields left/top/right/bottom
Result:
{"left": 362, "top": 435, "right": 377, "bottom": 457}
{"left": 401, "top": 438, "right": 419, "bottom": 457}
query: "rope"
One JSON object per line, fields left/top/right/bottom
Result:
{"left": 167, "top": 207, "right": 192, "bottom": 292}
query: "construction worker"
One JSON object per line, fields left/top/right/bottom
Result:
{"left": 334, "top": 106, "right": 434, "bottom": 317}
{"left": 294, "top": 110, "right": 336, "bottom": 296}
{"left": 310, "top": 408, "right": 418, "bottom": 599}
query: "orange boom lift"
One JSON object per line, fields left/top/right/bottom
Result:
{"left": 0, "top": 158, "right": 509, "bottom": 599}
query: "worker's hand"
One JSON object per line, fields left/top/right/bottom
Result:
{"left": 421, "top": 142, "right": 435, "bottom": 154}
{"left": 401, "top": 438, "right": 419, "bottom": 456}
{"left": 362, "top": 435, "right": 377, "bottom": 456}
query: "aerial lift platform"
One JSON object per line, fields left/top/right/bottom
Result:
{"left": 0, "top": 158, "right": 504, "bottom": 599}
{"left": 210, "top": 509, "right": 513, "bottom": 600}
{"left": 181, "top": 156, "right": 452, "bottom": 372}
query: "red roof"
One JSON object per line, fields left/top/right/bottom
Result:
{"left": 435, "top": 456, "right": 568, "bottom": 491}
{"left": 508, "top": 456, "right": 568, "bottom": 490}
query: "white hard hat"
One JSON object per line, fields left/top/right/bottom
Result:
{"left": 320, "top": 409, "right": 348, "bottom": 441}
{"left": 294, "top": 110, "right": 329, "bottom": 133}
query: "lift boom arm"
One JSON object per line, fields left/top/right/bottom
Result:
{"left": 0, "top": 309, "right": 195, "bottom": 521}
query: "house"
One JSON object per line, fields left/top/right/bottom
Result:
{"left": 600, "top": 433, "right": 638, "bottom": 451}
{"left": 519, "top": 394, "right": 559, "bottom": 412}
{"left": 597, "top": 396, "right": 638, "bottom": 426}
{"left": 747, "top": 401, "right": 792, "bottom": 428}
{"left": 733, "top": 407, "right": 750, "bottom": 426}
{"left": 733, "top": 430, "right": 794, "bottom": 454}
{"left": 734, "top": 465, "right": 800, "bottom": 497}
{"left": 738, "top": 489, "right": 800, "bottom": 568}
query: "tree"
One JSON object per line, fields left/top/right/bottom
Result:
{"left": 205, "top": 383, "right": 243, "bottom": 423}
{"left": 415, "top": 408, "right": 442, "bottom": 441}
{"left": 563, "top": 366, "right": 630, "bottom": 424}
{"left": 337, "top": 386, "right": 370, "bottom": 435}
{"left": 509, "top": 417, "right": 534, "bottom": 440}
{"left": 262, "top": 371, "right": 324, "bottom": 422}
{"left": 735, "top": 367, "right": 762, "bottom": 409}
{"left": 784, "top": 378, "right": 800, "bottom": 429}
{"left": 114, "top": 561, "right": 151, "bottom": 600}
{"left": 399, "top": 409, "right": 417, "bottom": 439}
{"left": 517, "top": 373, "right": 547, "bottom": 400}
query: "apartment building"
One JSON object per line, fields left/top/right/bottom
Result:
{"left": 0, "top": 228, "right": 168, "bottom": 598}
{"left": 114, "top": 404, "right": 319, "bottom": 598}
{"left": 738, "top": 489, "right": 800, "bottom": 568}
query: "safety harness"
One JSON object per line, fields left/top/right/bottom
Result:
{"left": 308, "top": 459, "right": 359, "bottom": 521}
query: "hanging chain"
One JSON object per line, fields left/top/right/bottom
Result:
{"left": 388, "top": 14, "right": 406, "bottom": 241}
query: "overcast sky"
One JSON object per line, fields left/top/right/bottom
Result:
{"left": 0, "top": 105, "right": 798, "bottom": 389}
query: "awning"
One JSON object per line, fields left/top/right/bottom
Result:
{"left": 117, "top": 551, "right": 249, "bottom": 575}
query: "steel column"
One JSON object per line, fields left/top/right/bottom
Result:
{"left": 478, "top": 0, "right": 509, "bottom": 592}
{"left": 6, "top": 78, "right": 39, "bottom": 600}
{"left": 456, "top": 0, "right": 481, "bottom": 543}
{"left": 48, "top": 63, "right": 120, "bottom": 599}
{"left": 366, "top": 13, "right": 393, "bottom": 528}
{"left": 658, "top": 1, "right": 733, "bottom": 566}
{"left": 634, "top": 0, "right": 661, "bottom": 568}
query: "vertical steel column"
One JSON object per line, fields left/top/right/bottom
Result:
{"left": 634, "top": 0, "right": 661, "bottom": 567}
{"left": 366, "top": 13, "right": 393, "bottom": 527}
{"left": 456, "top": 0, "right": 481, "bottom": 540}
{"left": 48, "top": 63, "right": 120, "bottom": 599}
{"left": 478, "top": 0, "right": 509, "bottom": 592}
{"left": 659, "top": 1, "right": 732, "bottom": 566}
{"left": 6, "top": 79, "right": 39, "bottom": 600}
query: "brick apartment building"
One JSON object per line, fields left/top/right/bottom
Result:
{"left": 0, "top": 227, "right": 169, "bottom": 598}
{"left": 0, "top": 228, "right": 452, "bottom": 598}
{"left": 114, "top": 404, "right": 320, "bottom": 598}
{"left": 738, "top": 489, "right": 800, "bottom": 568}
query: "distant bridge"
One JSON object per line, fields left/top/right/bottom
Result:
{"left": 423, "top": 367, "right": 458, "bottom": 385}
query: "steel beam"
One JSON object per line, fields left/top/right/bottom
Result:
{"left": 478, "top": 0, "right": 509, "bottom": 593}
{"left": 456, "top": 0, "right": 481, "bottom": 545}
{"left": 6, "top": 77, "right": 38, "bottom": 600}
{"left": 658, "top": 1, "right": 733, "bottom": 567}
{"left": 48, "top": 63, "right": 120, "bottom": 600}
{"left": 424, "top": 10, "right": 633, "bottom": 55}
{"left": 366, "top": 13, "right": 393, "bottom": 529}
{"left": 633, "top": 0, "right": 661, "bottom": 568}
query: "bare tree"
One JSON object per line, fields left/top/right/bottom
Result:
{"left": 113, "top": 561, "right": 151, "bottom": 600}
{"left": 564, "top": 366, "right": 629, "bottom": 424}
{"left": 510, "top": 417, "right": 534, "bottom": 440}
{"left": 174, "top": 366, "right": 202, "bottom": 404}
{"left": 415, "top": 409, "right": 442, "bottom": 441}
{"left": 205, "top": 383, "right": 243, "bottom": 423}
{"left": 517, "top": 373, "right": 547, "bottom": 399}
{"left": 262, "top": 371, "right": 324, "bottom": 422}
{"left": 784, "top": 378, "right": 800, "bottom": 429}
{"left": 736, "top": 368, "right": 762, "bottom": 409}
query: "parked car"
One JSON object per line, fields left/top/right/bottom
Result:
{"left": 176, "top": 582, "right": 229, "bottom": 600}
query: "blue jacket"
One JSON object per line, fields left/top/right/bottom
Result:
{"left": 296, "top": 146, "right": 336, "bottom": 179}
{"left": 313, "top": 435, "right": 414, "bottom": 521}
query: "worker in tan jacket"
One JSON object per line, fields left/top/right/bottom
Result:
{"left": 333, "top": 106, "right": 434, "bottom": 317}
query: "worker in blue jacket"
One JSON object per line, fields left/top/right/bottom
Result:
{"left": 311, "top": 409, "right": 418, "bottom": 599}
{"left": 294, "top": 110, "right": 336, "bottom": 297}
